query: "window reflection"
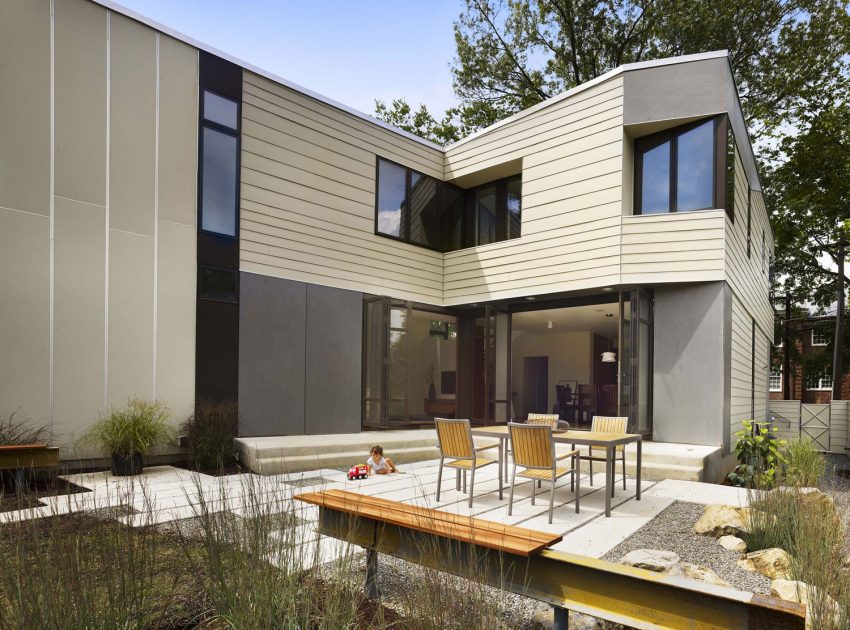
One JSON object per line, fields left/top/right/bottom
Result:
{"left": 676, "top": 120, "right": 714, "bottom": 211}
{"left": 640, "top": 141, "right": 670, "bottom": 214}
{"left": 377, "top": 160, "right": 406, "bottom": 238}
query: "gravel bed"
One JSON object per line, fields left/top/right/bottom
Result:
{"left": 601, "top": 501, "right": 772, "bottom": 595}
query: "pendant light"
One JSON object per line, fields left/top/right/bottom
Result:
{"left": 601, "top": 313, "right": 617, "bottom": 363}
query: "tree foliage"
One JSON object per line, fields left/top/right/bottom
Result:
{"left": 376, "top": 0, "right": 850, "bottom": 144}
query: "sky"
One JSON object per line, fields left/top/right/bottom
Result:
{"left": 114, "top": 0, "right": 462, "bottom": 118}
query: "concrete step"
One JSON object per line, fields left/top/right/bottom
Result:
{"left": 244, "top": 445, "right": 440, "bottom": 475}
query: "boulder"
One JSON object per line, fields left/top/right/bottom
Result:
{"left": 618, "top": 549, "right": 680, "bottom": 573}
{"left": 693, "top": 504, "right": 751, "bottom": 537}
{"left": 667, "top": 562, "right": 734, "bottom": 589}
{"left": 737, "top": 548, "right": 791, "bottom": 579}
{"left": 718, "top": 535, "right": 747, "bottom": 554}
{"left": 772, "top": 486, "right": 834, "bottom": 509}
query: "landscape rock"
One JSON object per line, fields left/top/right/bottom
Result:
{"left": 718, "top": 535, "right": 747, "bottom": 554}
{"left": 618, "top": 549, "right": 680, "bottom": 572}
{"left": 667, "top": 562, "right": 734, "bottom": 589}
{"left": 693, "top": 504, "right": 751, "bottom": 537}
{"left": 737, "top": 548, "right": 791, "bottom": 579}
{"left": 771, "top": 579, "right": 843, "bottom": 629}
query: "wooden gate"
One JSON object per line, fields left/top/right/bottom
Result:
{"left": 800, "top": 403, "right": 831, "bottom": 452}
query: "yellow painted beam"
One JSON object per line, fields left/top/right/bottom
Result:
{"left": 311, "top": 506, "right": 805, "bottom": 630}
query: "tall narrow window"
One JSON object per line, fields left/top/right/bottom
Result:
{"left": 507, "top": 176, "right": 522, "bottom": 240}
{"left": 638, "top": 140, "right": 671, "bottom": 214}
{"left": 200, "top": 89, "right": 239, "bottom": 237}
{"left": 409, "top": 171, "right": 439, "bottom": 247}
{"left": 376, "top": 159, "right": 407, "bottom": 238}
{"left": 474, "top": 185, "right": 497, "bottom": 246}
{"left": 676, "top": 120, "right": 714, "bottom": 211}
{"left": 725, "top": 121, "right": 736, "bottom": 222}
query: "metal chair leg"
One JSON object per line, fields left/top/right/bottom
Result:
{"left": 436, "top": 458, "right": 444, "bottom": 502}
{"left": 549, "top": 476, "right": 556, "bottom": 524}
{"left": 531, "top": 477, "right": 536, "bottom": 506}
{"left": 538, "top": 479, "right": 542, "bottom": 489}
{"left": 575, "top": 456, "right": 581, "bottom": 513}
{"left": 463, "top": 469, "right": 467, "bottom": 493}
{"left": 589, "top": 455, "right": 594, "bottom": 486}
{"left": 456, "top": 468, "right": 460, "bottom": 491}
{"left": 622, "top": 451, "right": 627, "bottom": 490}
{"left": 468, "top": 466, "right": 476, "bottom": 508}
{"left": 508, "top": 465, "right": 517, "bottom": 516}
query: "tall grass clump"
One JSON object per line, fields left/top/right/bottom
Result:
{"left": 181, "top": 474, "right": 378, "bottom": 629}
{"left": 84, "top": 398, "right": 174, "bottom": 459}
{"left": 782, "top": 438, "right": 826, "bottom": 487}
{"left": 745, "top": 455, "right": 848, "bottom": 629}
{"left": 0, "top": 412, "right": 48, "bottom": 445}
{"left": 0, "top": 488, "right": 205, "bottom": 629}
{"left": 181, "top": 400, "right": 238, "bottom": 473}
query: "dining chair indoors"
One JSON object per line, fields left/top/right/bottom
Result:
{"left": 434, "top": 418, "right": 500, "bottom": 508}
{"left": 508, "top": 422, "right": 580, "bottom": 524}
{"left": 584, "top": 416, "right": 629, "bottom": 489}
{"left": 526, "top": 413, "right": 560, "bottom": 429}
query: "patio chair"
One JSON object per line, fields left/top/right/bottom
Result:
{"left": 508, "top": 422, "right": 580, "bottom": 524}
{"left": 526, "top": 413, "right": 559, "bottom": 429}
{"left": 434, "top": 418, "right": 500, "bottom": 508}
{"left": 583, "top": 416, "right": 629, "bottom": 489}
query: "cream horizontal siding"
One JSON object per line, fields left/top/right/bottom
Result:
{"left": 730, "top": 293, "right": 753, "bottom": 437}
{"left": 620, "top": 211, "right": 726, "bottom": 285}
{"left": 442, "top": 77, "right": 625, "bottom": 304}
{"left": 725, "top": 148, "right": 773, "bottom": 337}
{"left": 240, "top": 71, "right": 444, "bottom": 304}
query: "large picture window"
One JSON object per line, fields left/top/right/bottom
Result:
{"left": 635, "top": 116, "right": 729, "bottom": 216}
{"left": 200, "top": 89, "right": 239, "bottom": 237}
{"left": 375, "top": 157, "right": 521, "bottom": 252}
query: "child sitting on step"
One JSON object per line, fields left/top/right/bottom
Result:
{"left": 367, "top": 445, "right": 399, "bottom": 475}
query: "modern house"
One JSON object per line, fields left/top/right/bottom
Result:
{"left": 1, "top": 0, "right": 774, "bottom": 472}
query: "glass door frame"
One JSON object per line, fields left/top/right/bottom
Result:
{"left": 619, "top": 288, "right": 653, "bottom": 437}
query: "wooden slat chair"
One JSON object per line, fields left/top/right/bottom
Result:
{"left": 583, "top": 416, "right": 629, "bottom": 489}
{"left": 508, "top": 422, "right": 580, "bottom": 524}
{"left": 435, "top": 418, "right": 500, "bottom": 508}
{"left": 526, "top": 413, "right": 559, "bottom": 429}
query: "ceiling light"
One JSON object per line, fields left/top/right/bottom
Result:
{"left": 602, "top": 287, "right": 613, "bottom": 293}
{"left": 547, "top": 320, "right": 553, "bottom": 329}
{"left": 525, "top": 296, "right": 535, "bottom": 301}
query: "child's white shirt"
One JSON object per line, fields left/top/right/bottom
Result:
{"left": 369, "top": 455, "right": 388, "bottom": 472}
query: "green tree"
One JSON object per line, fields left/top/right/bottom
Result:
{"left": 768, "top": 102, "right": 850, "bottom": 397}
{"left": 376, "top": 0, "right": 850, "bottom": 143}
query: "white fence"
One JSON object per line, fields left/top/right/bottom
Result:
{"left": 768, "top": 400, "right": 849, "bottom": 453}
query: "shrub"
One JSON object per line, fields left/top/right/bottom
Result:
{"left": 0, "top": 412, "right": 48, "bottom": 446}
{"left": 84, "top": 398, "right": 174, "bottom": 458}
{"left": 782, "top": 438, "right": 826, "bottom": 487}
{"left": 181, "top": 400, "right": 238, "bottom": 472}
{"left": 727, "top": 420, "right": 785, "bottom": 487}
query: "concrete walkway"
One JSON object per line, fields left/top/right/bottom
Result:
{"left": 1, "top": 457, "right": 748, "bottom": 566}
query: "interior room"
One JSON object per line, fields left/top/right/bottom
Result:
{"left": 511, "top": 303, "right": 620, "bottom": 429}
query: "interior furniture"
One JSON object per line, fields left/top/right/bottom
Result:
{"left": 526, "top": 412, "right": 560, "bottom": 429}
{"left": 424, "top": 398, "right": 456, "bottom": 417}
{"left": 583, "top": 416, "right": 629, "bottom": 490}
{"left": 471, "top": 425, "right": 641, "bottom": 517}
{"left": 435, "top": 417, "right": 501, "bottom": 506}
{"left": 508, "top": 422, "right": 580, "bottom": 523}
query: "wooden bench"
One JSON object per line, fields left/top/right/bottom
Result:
{"left": 295, "top": 489, "right": 805, "bottom": 630}
{"left": 295, "top": 488, "right": 561, "bottom": 557}
{"left": 0, "top": 443, "right": 61, "bottom": 493}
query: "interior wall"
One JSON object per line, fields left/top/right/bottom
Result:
{"left": 510, "top": 330, "right": 592, "bottom": 417}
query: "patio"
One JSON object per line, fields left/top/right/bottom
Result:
{"left": 1, "top": 455, "right": 748, "bottom": 563}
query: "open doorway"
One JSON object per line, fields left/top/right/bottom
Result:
{"left": 511, "top": 303, "right": 620, "bottom": 429}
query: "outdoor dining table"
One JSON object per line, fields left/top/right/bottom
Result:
{"left": 470, "top": 425, "right": 642, "bottom": 517}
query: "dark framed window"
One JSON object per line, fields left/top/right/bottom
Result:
{"left": 199, "top": 266, "right": 238, "bottom": 302}
{"left": 374, "top": 157, "right": 521, "bottom": 252}
{"left": 746, "top": 187, "right": 752, "bottom": 257}
{"left": 635, "top": 116, "right": 730, "bottom": 216}
{"left": 199, "top": 88, "right": 240, "bottom": 238}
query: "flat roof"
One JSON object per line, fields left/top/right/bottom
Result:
{"left": 92, "top": 0, "right": 730, "bottom": 155}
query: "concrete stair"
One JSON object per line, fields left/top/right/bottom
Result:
{"left": 236, "top": 430, "right": 440, "bottom": 475}
{"left": 237, "top": 429, "right": 723, "bottom": 482}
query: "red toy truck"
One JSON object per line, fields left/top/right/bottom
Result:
{"left": 347, "top": 464, "right": 370, "bottom": 480}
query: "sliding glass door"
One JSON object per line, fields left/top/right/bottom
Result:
{"left": 620, "top": 289, "right": 653, "bottom": 435}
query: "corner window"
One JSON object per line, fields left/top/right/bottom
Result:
{"left": 374, "top": 157, "right": 521, "bottom": 251}
{"left": 635, "top": 117, "right": 726, "bottom": 215}
{"left": 200, "top": 89, "right": 239, "bottom": 237}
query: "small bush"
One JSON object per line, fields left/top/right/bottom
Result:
{"left": 181, "top": 400, "right": 238, "bottom": 472}
{"left": 782, "top": 438, "right": 826, "bottom": 487}
{"left": 84, "top": 398, "right": 174, "bottom": 458}
{"left": 727, "top": 420, "right": 786, "bottom": 487}
{"left": 0, "top": 412, "right": 48, "bottom": 446}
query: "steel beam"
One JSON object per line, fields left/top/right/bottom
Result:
{"left": 314, "top": 508, "right": 805, "bottom": 630}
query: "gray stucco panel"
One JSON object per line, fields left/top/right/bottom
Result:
{"left": 652, "top": 282, "right": 728, "bottom": 447}
{"left": 238, "top": 273, "right": 306, "bottom": 437}
{"left": 305, "top": 284, "right": 362, "bottom": 434}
